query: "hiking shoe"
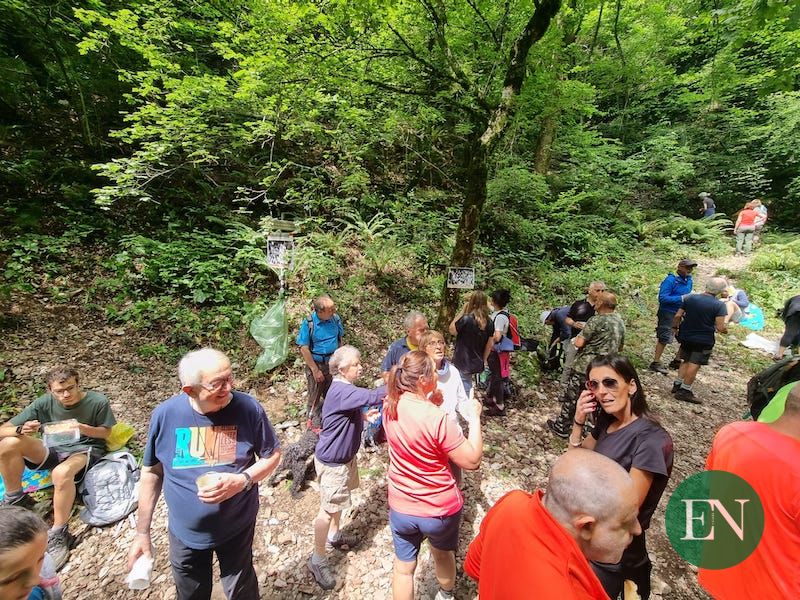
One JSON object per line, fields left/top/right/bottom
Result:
{"left": 668, "top": 358, "right": 682, "bottom": 370}
{"left": 546, "top": 418, "right": 569, "bottom": 439}
{"left": 308, "top": 555, "right": 336, "bottom": 590}
{"left": 47, "top": 527, "right": 74, "bottom": 571}
{"left": 327, "top": 532, "right": 360, "bottom": 550}
{"left": 675, "top": 388, "right": 701, "bottom": 404}
{"left": 671, "top": 382, "right": 681, "bottom": 394}
{"left": 485, "top": 405, "right": 506, "bottom": 417}
{"left": 648, "top": 362, "right": 668, "bottom": 375}
{"left": 435, "top": 588, "right": 456, "bottom": 600}
{"left": 0, "top": 492, "right": 36, "bottom": 509}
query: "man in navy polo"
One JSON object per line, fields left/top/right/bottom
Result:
{"left": 380, "top": 310, "right": 428, "bottom": 381}
{"left": 297, "top": 295, "right": 344, "bottom": 420}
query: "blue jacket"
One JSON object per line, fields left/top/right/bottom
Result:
{"left": 658, "top": 273, "right": 693, "bottom": 313}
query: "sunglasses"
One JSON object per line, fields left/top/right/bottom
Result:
{"left": 586, "top": 378, "right": 621, "bottom": 392}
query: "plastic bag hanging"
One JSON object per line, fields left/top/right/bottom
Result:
{"left": 251, "top": 296, "right": 289, "bottom": 372}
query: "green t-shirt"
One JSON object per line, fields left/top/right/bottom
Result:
{"left": 573, "top": 313, "right": 626, "bottom": 372}
{"left": 10, "top": 391, "right": 116, "bottom": 453}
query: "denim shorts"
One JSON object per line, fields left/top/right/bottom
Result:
{"left": 389, "top": 507, "right": 462, "bottom": 562}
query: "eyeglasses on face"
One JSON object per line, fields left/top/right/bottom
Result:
{"left": 51, "top": 384, "right": 78, "bottom": 396}
{"left": 200, "top": 375, "right": 234, "bottom": 392}
{"left": 425, "top": 340, "right": 445, "bottom": 348}
{"left": 586, "top": 377, "right": 621, "bottom": 392}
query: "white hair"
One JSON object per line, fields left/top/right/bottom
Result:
{"left": 178, "top": 348, "right": 230, "bottom": 387}
{"left": 706, "top": 277, "right": 728, "bottom": 295}
{"left": 403, "top": 310, "right": 427, "bottom": 331}
{"left": 329, "top": 345, "right": 360, "bottom": 376}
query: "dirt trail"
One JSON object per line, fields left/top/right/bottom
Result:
{"left": 0, "top": 252, "right": 770, "bottom": 599}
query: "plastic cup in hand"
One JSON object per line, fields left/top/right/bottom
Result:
{"left": 126, "top": 555, "right": 153, "bottom": 590}
{"left": 195, "top": 471, "right": 223, "bottom": 492}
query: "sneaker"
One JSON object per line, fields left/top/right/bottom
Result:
{"left": 546, "top": 418, "right": 569, "bottom": 439}
{"left": 47, "top": 527, "right": 74, "bottom": 571}
{"left": 327, "top": 532, "right": 360, "bottom": 550}
{"left": 667, "top": 358, "right": 682, "bottom": 370}
{"left": 307, "top": 555, "right": 336, "bottom": 590}
{"left": 671, "top": 382, "right": 681, "bottom": 394}
{"left": 675, "top": 388, "right": 701, "bottom": 404}
{"left": 648, "top": 362, "right": 668, "bottom": 375}
{"left": 0, "top": 491, "right": 36, "bottom": 509}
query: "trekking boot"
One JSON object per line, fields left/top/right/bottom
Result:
{"left": 327, "top": 532, "right": 360, "bottom": 550}
{"left": 0, "top": 491, "right": 36, "bottom": 510}
{"left": 648, "top": 362, "right": 668, "bottom": 375}
{"left": 308, "top": 555, "right": 336, "bottom": 590}
{"left": 668, "top": 358, "right": 682, "bottom": 370}
{"left": 675, "top": 388, "right": 701, "bottom": 404}
{"left": 47, "top": 526, "right": 74, "bottom": 571}
{"left": 546, "top": 418, "right": 569, "bottom": 439}
{"left": 671, "top": 382, "right": 681, "bottom": 394}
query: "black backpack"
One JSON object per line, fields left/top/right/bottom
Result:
{"left": 747, "top": 356, "right": 800, "bottom": 420}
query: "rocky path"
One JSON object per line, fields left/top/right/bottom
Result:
{"left": 0, "top": 252, "right": 776, "bottom": 599}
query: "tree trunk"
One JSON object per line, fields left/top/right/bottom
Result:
{"left": 533, "top": 112, "right": 557, "bottom": 174}
{"left": 436, "top": 0, "right": 562, "bottom": 330}
{"left": 436, "top": 141, "right": 488, "bottom": 330}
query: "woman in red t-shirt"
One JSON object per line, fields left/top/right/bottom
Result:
{"left": 383, "top": 351, "right": 483, "bottom": 600}
{"left": 734, "top": 202, "right": 759, "bottom": 256}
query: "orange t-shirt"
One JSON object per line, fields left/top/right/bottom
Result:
{"left": 737, "top": 208, "right": 759, "bottom": 228}
{"left": 464, "top": 490, "right": 609, "bottom": 599}
{"left": 698, "top": 422, "right": 800, "bottom": 599}
{"left": 384, "top": 394, "right": 465, "bottom": 517}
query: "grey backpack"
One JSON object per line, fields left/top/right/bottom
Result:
{"left": 79, "top": 450, "right": 140, "bottom": 526}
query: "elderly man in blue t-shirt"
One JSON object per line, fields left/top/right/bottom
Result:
{"left": 127, "top": 348, "right": 281, "bottom": 600}
{"left": 296, "top": 295, "right": 344, "bottom": 421}
{"left": 380, "top": 310, "right": 429, "bottom": 381}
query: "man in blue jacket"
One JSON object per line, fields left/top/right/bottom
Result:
{"left": 649, "top": 259, "right": 696, "bottom": 374}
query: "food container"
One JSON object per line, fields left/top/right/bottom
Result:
{"left": 42, "top": 419, "right": 80, "bottom": 447}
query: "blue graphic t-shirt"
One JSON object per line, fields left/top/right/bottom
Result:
{"left": 143, "top": 390, "right": 279, "bottom": 549}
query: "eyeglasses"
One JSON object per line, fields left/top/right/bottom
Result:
{"left": 586, "top": 378, "right": 621, "bottom": 392}
{"left": 51, "top": 384, "right": 77, "bottom": 396}
{"left": 425, "top": 340, "right": 445, "bottom": 348}
{"left": 200, "top": 375, "right": 234, "bottom": 393}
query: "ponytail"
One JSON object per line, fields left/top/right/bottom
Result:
{"left": 385, "top": 351, "right": 437, "bottom": 420}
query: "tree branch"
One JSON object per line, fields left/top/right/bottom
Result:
{"left": 465, "top": 0, "right": 501, "bottom": 48}
{"left": 479, "top": 0, "right": 562, "bottom": 152}
{"left": 420, "top": 0, "right": 474, "bottom": 93}
{"left": 613, "top": 0, "right": 626, "bottom": 65}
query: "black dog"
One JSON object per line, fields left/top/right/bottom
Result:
{"left": 268, "top": 416, "right": 321, "bottom": 498}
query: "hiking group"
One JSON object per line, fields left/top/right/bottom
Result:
{"left": 1, "top": 272, "right": 798, "bottom": 600}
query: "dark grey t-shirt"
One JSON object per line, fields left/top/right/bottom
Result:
{"left": 591, "top": 414, "right": 674, "bottom": 530}
{"left": 453, "top": 314, "right": 494, "bottom": 375}
{"left": 677, "top": 293, "right": 726, "bottom": 346}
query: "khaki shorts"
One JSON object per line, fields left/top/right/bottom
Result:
{"left": 315, "top": 456, "right": 359, "bottom": 513}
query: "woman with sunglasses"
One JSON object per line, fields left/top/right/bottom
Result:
{"left": 384, "top": 351, "right": 483, "bottom": 600}
{"left": 569, "top": 354, "right": 674, "bottom": 600}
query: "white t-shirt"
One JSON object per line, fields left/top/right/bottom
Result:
{"left": 491, "top": 310, "right": 510, "bottom": 336}
{"left": 437, "top": 361, "right": 470, "bottom": 429}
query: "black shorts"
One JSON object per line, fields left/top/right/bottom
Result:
{"left": 24, "top": 447, "right": 101, "bottom": 483}
{"left": 677, "top": 342, "right": 714, "bottom": 366}
{"left": 655, "top": 310, "right": 676, "bottom": 344}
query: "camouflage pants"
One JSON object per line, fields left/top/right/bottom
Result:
{"left": 551, "top": 369, "right": 586, "bottom": 435}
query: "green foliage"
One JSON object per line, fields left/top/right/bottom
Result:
{"left": 641, "top": 214, "right": 732, "bottom": 246}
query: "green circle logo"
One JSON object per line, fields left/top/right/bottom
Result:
{"left": 665, "top": 470, "right": 764, "bottom": 569}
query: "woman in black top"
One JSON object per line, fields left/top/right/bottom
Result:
{"left": 568, "top": 354, "right": 674, "bottom": 600}
{"left": 448, "top": 291, "right": 494, "bottom": 398}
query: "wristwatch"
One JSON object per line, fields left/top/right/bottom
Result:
{"left": 242, "top": 472, "right": 253, "bottom": 491}
{"left": 15, "top": 425, "right": 24, "bottom": 436}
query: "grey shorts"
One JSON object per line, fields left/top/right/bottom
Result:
{"left": 656, "top": 310, "right": 677, "bottom": 344}
{"left": 24, "top": 447, "right": 99, "bottom": 482}
{"left": 678, "top": 342, "right": 714, "bottom": 366}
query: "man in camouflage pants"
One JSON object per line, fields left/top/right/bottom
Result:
{"left": 547, "top": 292, "right": 626, "bottom": 438}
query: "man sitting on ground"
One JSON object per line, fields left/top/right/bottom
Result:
{"left": 464, "top": 449, "right": 641, "bottom": 599}
{"left": 0, "top": 366, "right": 116, "bottom": 569}
{"left": 380, "top": 310, "right": 428, "bottom": 381}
